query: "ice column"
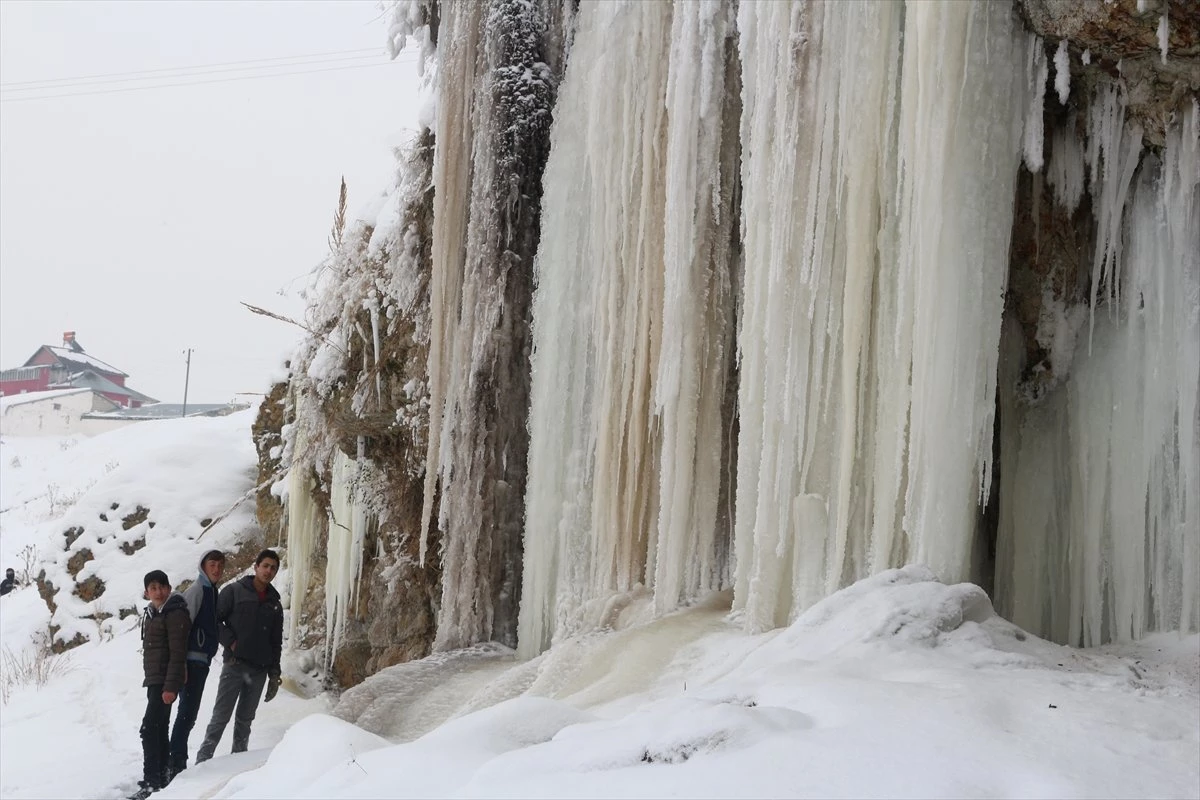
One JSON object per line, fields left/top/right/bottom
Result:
{"left": 732, "top": 0, "right": 1028, "bottom": 631}
{"left": 519, "top": 0, "right": 674, "bottom": 657}
{"left": 326, "top": 445, "right": 370, "bottom": 664}
{"left": 997, "top": 100, "right": 1199, "bottom": 643}
{"left": 285, "top": 419, "right": 323, "bottom": 645}
{"left": 652, "top": 0, "right": 740, "bottom": 614}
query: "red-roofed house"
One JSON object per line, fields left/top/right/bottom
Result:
{"left": 0, "top": 332, "right": 158, "bottom": 408}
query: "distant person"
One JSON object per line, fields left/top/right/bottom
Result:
{"left": 167, "top": 550, "right": 226, "bottom": 780}
{"left": 195, "top": 549, "right": 284, "bottom": 763}
{"left": 135, "top": 570, "right": 189, "bottom": 800}
{"left": 0, "top": 568, "right": 16, "bottom": 595}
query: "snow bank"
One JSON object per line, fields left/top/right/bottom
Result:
{"left": 0, "top": 409, "right": 261, "bottom": 648}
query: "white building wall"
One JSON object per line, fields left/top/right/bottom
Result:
{"left": 0, "top": 391, "right": 119, "bottom": 437}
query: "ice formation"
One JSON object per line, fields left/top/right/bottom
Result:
{"left": 285, "top": 0, "right": 1199, "bottom": 668}
{"left": 996, "top": 101, "right": 1200, "bottom": 644}
{"left": 420, "top": 0, "right": 560, "bottom": 650}
{"left": 519, "top": 0, "right": 1031, "bottom": 653}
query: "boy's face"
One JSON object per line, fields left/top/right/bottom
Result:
{"left": 145, "top": 581, "right": 170, "bottom": 608}
{"left": 254, "top": 558, "right": 279, "bottom": 585}
{"left": 202, "top": 558, "right": 225, "bottom": 584}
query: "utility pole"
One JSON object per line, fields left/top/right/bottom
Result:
{"left": 182, "top": 348, "right": 193, "bottom": 418}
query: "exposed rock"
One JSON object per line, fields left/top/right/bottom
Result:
{"left": 1006, "top": 167, "right": 1094, "bottom": 395}
{"left": 66, "top": 548, "right": 93, "bottom": 579}
{"left": 62, "top": 527, "right": 84, "bottom": 549}
{"left": 75, "top": 575, "right": 105, "bottom": 602}
{"left": 36, "top": 570, "right": 57, "bottom": 614}
{"left": 252, "top": 378, "right": 288, "bottom": 539}
{"left": 121, "top": 506, "right": 150, "bottom": 530}
{"left": 48, "top": 626, "right": 86, "bottom": 654}
{"left": 120, "top": 537, "right": 146, "bottom": 556}
{"left": 1019, "top": 0, "right": 1200, "bottom": 146}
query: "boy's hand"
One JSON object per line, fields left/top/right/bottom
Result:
{"left": 162, "top": 691, "right": 177, "bottom": 704}
{"left": 264, "top": 672, "right": 281, "bottom": 702}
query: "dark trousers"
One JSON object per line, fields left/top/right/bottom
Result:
{"left": 195, "top": 660, "right": 267, "bottom": 762}
{"left": 140, "top": 685, "right": 171, "bottom": 789}
{"left": 168, "top": 661, "right": 210, "bottom": 772}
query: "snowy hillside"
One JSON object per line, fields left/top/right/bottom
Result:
{"left": 0, "top": 417, "right": 1197, "bottom": 798}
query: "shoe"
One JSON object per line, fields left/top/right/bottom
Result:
{"left": 128, "top": 783, "right": 154, "bottom": 800}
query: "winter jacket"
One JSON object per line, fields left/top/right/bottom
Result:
{"left": 0, "top": 577, "right": 15, "bottom": 596}
{"left": 181, "top": 560, "right": 220, "bottom": 665}
{"left": 216, "top": 575, "right": 283, "bottom": 674}
{"left": 142, "top": 593, "right": 190, "bottom": 693}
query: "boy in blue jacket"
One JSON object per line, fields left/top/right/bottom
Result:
{"left": 167, "top": 549, "right": 225, "bottom": 779}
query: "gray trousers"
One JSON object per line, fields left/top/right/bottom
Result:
{"left": 195, "top": 660, "right": 267, "bottom": 762}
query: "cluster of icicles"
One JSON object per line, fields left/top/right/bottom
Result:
{"left": 289, "top": 0, "right": 1199, "bottom": 666}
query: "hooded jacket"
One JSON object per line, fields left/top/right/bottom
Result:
{"left": 141, "top": 592, "right": 190, "bottom": 693}
{"left": 216, "top": 575, "right": 283, "bottom": 674}
{"left": 180, "top": 556, "right": 220, "bottom": 664}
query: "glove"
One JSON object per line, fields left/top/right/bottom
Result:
{"left": 264, "top": 671, "right": 281, "bottom": 703}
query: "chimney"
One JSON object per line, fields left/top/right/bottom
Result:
{"left": 63, "top": 331, "right": 75, "bottom": 347}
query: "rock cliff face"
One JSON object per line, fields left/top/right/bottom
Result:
{"left": 1007, "top": 0, "right": 1198, "bottom": 393}
{"left": 1021, "top": 0, "right": 1197, "bottom": 145}
{"left": 259, "top": 0, "right": 1199, "bottom": 689}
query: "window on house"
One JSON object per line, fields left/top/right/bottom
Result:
{"left": 53, "top": 403, "right": 62, "bottom": 410}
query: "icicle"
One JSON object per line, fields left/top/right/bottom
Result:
{"left": 1023, "top": 34, "right": 1048, "bottom": 172}
{"left": 1157, "top": 12, "right": 1169, "bottom": 64}
{"left": 284, "top": 405, "right": 323, "bottom": 645}
{"left": 325, "top": 447, "right": 370, "bottom": 666}
{"left": 1053, "top": 39, "right": 1070, "bottom": 105}
{"left": 1047, "top": 113, "right": 1086, "bottom": 213}
{"left": 1084, "top": 83, "right": 1143, "bottom": 350}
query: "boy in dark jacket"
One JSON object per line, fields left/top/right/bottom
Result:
{"left": 167, "top": 549, "right": 225, "bottom": 778}
{"left": 195, "top": 549, "right": 284, "bottom": 763}
{"left": 136, "top": 570, "right": 189, "bottom": 800}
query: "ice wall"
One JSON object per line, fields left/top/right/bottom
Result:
{"left": 420, "top": 0, "right": 560, "bottom": 650}
{"left": 997, "top": 100, "right": 1200, "bottom": 644}
{"left": 518, "top": 0, "right": 742, "bottom": 657}
{"left": 734, "top": 0, "right": 1028, "bottom": 631}
{"left": 520, "top": 0, "right": 1031, "bottom": 653}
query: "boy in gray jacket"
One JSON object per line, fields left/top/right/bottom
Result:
{"left": 195, "top": 549, "right": 283, "bottom": 762}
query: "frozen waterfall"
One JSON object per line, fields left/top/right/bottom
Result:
{"left": 288, "top": 0, "right": 1199, "bottom": 672}
{"left": 520, "top": 0, "right": 1032, "bottom": 654}
{"left": 996, "top": 101, "right": 1200, "bottom": 644}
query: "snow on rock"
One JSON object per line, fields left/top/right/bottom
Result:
{"left": 1, "top": 410, "right": 260, "bottom": 648}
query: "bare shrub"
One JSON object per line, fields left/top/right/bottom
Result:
{"left": 1, "top": 636, "right": 75, "bottom": 704}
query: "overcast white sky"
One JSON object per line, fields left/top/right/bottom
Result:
{"left": 0, "top": 0, "right": 422, "bottom": 404}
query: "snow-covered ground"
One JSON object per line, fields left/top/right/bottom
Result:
{"left": 1, "top": 415, "right": 1197, "bottom": 799}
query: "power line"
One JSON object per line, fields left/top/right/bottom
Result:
{"left": 0, "top": 46, "right": 382, "bottom": 88}
{"left": 2, "top": 52, "right": 388, "bottom": 93}
{"left": 0, "top": 57, "right": 420, "bottom": 103}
